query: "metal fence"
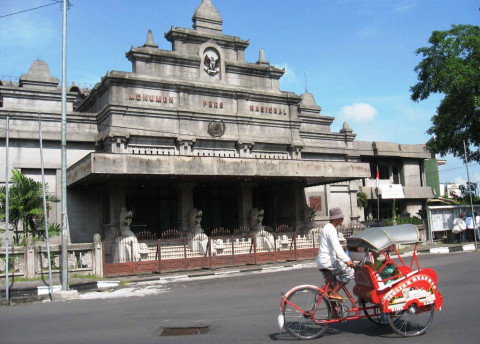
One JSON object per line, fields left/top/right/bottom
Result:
{"left": 102, "top": 223, "right": 366, "bottom": 277}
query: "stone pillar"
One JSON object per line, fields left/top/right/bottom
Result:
{"left": 103, "top": 182, "right": 127, "bottom": 240}
{"left": 349, "top": 181, "right": 361, "bottom": 223}
{"left": 237, "top": 182, "right": 254, "bottom": 228}
{"left": 291, "top": 182, "right": 307, "bottom": 228}
{"left": 177, "top": 182, "right": 196, "bottom": 233}
{"left": 25, "top": 236, "right": 36, "bottom": 279}
{"left": 93, "top": 233, "right": 103, "bottom": 277}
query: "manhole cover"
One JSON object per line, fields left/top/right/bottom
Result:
{"left": 158, "top": 326, "right": 209, "bottom": 336}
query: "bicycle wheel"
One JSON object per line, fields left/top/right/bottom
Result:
{"left": 282, "top": 287, "right": 331, "bottom": 340}
{"left": 361, "top": 301, "right": 388, "bottom": 326}
{"left": 387, "top": 303, "right": 434, "bottom": 337}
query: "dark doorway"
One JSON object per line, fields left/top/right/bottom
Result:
{"left": 193, "top": 182, "right": 237, "bottom": 234}
{"left": 126, "top": 182, "right": 177, "bottom": 236}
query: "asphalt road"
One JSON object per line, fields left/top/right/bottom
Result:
{"left": 0, "top": 251, "right": 478, "bottom": 344}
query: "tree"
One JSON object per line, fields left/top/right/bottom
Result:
{"left": 0, "top": 170, "right": 59, "bottom": 245}
{"left": 458, "top": 182, "right": 479, "bottom": 204}
{"left": 411, "top": 24, "right": 480, "bottom": 162}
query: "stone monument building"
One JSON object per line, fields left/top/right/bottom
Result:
{"left": 0, "top": 0, "right": 433, "bottom": 243}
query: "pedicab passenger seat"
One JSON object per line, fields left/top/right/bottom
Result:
{"left": 347, "top": 224, "right": 421, "bottom": 302}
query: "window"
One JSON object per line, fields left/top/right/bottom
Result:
{"left": 370, "top": 162, "right": 389, "bottom": 179}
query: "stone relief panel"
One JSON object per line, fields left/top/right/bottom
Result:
{"left": 207, "top": 120, "right": 225, "bottom": 137}
{"left": 203, "top": 48, "right": 220, "bottom": 76}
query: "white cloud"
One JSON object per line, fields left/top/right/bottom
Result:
{"left": 338, "top": 103, "right": 377, "bottom": 122}
{"left": 393, "top": 2, "right": 416, "bottom": 14}
{"left": 356, "top": 27, "right": 378, "bottom": 39}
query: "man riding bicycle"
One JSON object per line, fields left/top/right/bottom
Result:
{"left": 316, "top": 207, "right": 355, "bottom": 301}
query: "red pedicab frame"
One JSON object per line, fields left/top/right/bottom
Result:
{"left": 279, "top": 224, "right": 443, "bottom": 339}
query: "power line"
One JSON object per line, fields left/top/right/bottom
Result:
{"left": 0, "top": 1, "right": 63, "bottom": 19}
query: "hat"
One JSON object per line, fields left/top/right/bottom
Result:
{"left": 329, "top": 207, "right": 344, "bottom": 220}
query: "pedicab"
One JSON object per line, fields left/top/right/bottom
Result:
{"left": 279, "top": 224, "right": 443, "bottom": 339}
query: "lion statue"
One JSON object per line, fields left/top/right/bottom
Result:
{"left": 114, "top": 208, "right": 141, "bottom": 262}
{"left": 304, "top": 205, "right": 316, "bottom": 225}
{"left": 250, "top": 207, "right": 265, "bottom": 234}
{"left": 189, "top": 208, "right": 204, "bottom": 235}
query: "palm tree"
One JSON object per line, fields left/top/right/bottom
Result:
{"left": 0, "top": 170, "right": 59, "bottom": 245}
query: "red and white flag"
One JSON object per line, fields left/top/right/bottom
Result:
{"left": 375, "top": 166, "right": 379, "bottom": 190}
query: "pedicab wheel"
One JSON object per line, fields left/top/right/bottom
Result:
{"left": 361, "top": 301, "right": 388, "bottom": 326}
{"left": 282, "top": 287, "right": 331, "bottom": 339}
{"left": 387, "top": 303, "right": 435, "bottom": 337}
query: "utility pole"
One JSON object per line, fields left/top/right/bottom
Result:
{"left": 4, "top": 115, "right": 10, "bottom": 306}
{"left": 60, "top": 0, "right": 69, "bottom": 290}
{"left": 463, "top": 140, "right": 478, "bottom": 250}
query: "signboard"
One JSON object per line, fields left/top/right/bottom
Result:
{"left": 431, "top": 212, "right": 453, "bottom": 232}
{"left": 379, "top": 184, "right": 404, "bottom": 199}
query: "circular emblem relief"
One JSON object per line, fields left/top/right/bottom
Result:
{"left": 207, "top": 120, "right": 225, "bottom": 137}
{"left": 203, "top": 48, "right": 220, "bottom": 76}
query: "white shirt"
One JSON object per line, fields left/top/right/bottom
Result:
{"left": 316, "top": 222, "right": 350, "bottom": 269}
{"left": 453, "top": 218, "right": 466, "bottom": 231}
{"left": 475, "top": 215, "right": 480, "bottom": 229}
{"left": 466, "top": 216, "right": 474, "bottom": 229}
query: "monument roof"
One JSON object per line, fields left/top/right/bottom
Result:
{"left": 192, "top": 0, "right": 223, "bottom": 33}
{"left": 19, "top": 59, "right": 59, "bottom": 89}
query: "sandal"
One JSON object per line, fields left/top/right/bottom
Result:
{"left": 328, "top": 294, "right": 346, "bottom": 301}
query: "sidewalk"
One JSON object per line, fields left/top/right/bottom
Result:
{"left": 1, "top": 241, "right": 477, "bottom": 306}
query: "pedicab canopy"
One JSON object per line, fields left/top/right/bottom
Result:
{"left": 347, "top": 224, "right": 419, "bottom": 253}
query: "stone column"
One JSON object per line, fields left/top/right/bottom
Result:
{"left": 177, "top": 182, "right": 196, "bottom": 233}
{"left": 25, "top": 236, "right": 36, "bottom": 279}
{"left": 103, "top": 181, "right": 127, "bottom": 240}
{"left": 237, "top": 182, "right": 254, "bottom": 229}
{"left": 349, "top": 181, "right": 361, "bottom": 223}
{"left": 92, "top": 233, "right": 103, "bottom": 277}
{"left": 291, "top": 181, "right": 307, "bottom": 228}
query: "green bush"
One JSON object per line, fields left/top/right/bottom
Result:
{"left": 383, "top": 217, "right": 423, "bottom": 226}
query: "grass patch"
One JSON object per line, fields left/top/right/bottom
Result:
{"left": 118, "top": 280, "right": 129, "bottom": 287}
{"left": 71, "top": 273, "right": 100, "bottom": 280}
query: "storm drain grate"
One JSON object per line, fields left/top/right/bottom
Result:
{"left": 158, "top": 326, "right": 209, "bottom": 336}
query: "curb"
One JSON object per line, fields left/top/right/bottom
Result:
{"left": 419, "top": 243, "right": 477, "bottom": 254}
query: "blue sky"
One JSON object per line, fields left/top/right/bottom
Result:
{"left": 1, "top": 0, "right": 479, "bottom": 188}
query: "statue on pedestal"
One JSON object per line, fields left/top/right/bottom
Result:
{"left": 249, "top": 207, "right": 264, "bottom": 234}
{"left": 114, "top": 208, "right": 140, "bottom": 262}
{"left": 188, "top": 208, "right": 208, "bottom": 254}
{"left": 189, "top": 208, "right": 204, "bottom": 235}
